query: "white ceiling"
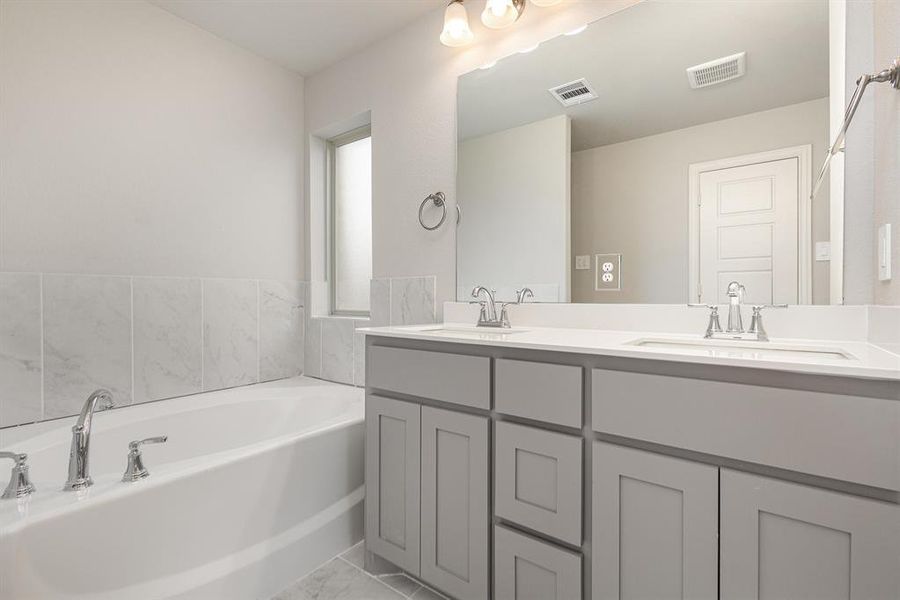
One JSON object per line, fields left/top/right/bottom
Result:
{"left": 150, "top": 0, "right": 445, "bottom": 76}
{"left": 459, "top": 0, "right": 829, "bottom": 150}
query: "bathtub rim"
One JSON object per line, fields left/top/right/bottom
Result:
{"left": 0, "top": 378, "right": 363, "bottom": 533}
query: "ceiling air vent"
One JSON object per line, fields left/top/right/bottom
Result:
{"left": 686, "top": 52, "right": 746, "bottom": 89}
{"left": 549, "top": 78, "right": 598, "bottom": 107}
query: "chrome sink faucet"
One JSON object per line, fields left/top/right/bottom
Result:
{"left": 725, "top": 281, "right": 746, "bottom": 334}
{"left": 64, "top": 389, "right": 115, "bottom": 491}
{"left": 690, "top": 282, "right": 787, "bottom": 341}
{"left": 471, "top": 286, "right": 510, "bottom": 328}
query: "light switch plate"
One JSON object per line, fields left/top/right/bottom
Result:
{"left": 594, "top": 253, "right": 622, "bottom": 291}
{"left": 878, "top": 224, "right": 891, "bottom": 281}
{"left": 815, "top": 241, "right": 831, "bottom": 262}
{"left": 575, "top": 255, "right": 590, "bottom": 270}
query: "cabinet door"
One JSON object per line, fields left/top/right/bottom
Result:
{"left": 494, "top": 525, "right": 582, "bottom": 600}
{"left": 592, "top": 442, "right": 718, "bottom": 600}
{"left": 495, "top": 421, "right": 583, "bottom": 545}
{"left": 365, "top": 395, "right": 420, "bottom": 575}
{"left": 420, "top": 406, "right": 489, "bottom": 600}
{"left": 721, "top": 469, "right": 900, "bottom": 600}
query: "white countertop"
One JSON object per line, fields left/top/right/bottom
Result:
{"left": 359, "top": 323, "right": 900, "bottom": 382}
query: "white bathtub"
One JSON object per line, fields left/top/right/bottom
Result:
{"left": 0, "top": 377, "right": 365, "bottom": 600}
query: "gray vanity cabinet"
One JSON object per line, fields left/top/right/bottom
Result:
{"left": 591, "top": 442, "right": 718, "bottom": 600}
{"left": 494, "top": 524, "right": 582, "bottom": 600}
{"left": 420, "top": 406, "right": 490, "bottom": 600}
{"left": 720, "top": 469, "right": 900, "bottom": 600}
{"left": 365, "top": 395, "right": 421, "bottom": 575}
{"left": 367, "top": 337, "right": 900, "bottom": 600}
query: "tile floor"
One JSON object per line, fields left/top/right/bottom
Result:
{"left": 272, "top": 542, "right": 448, "bottom": 600}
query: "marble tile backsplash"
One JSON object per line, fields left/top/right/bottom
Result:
{"left": 202, "top": 279, "right": 259, "bottom": 391}
{"left": 310, "top": 275, "right": 436, "bottom": 388}
{"left": 0, "top": 273, "right": 42, "bottom": 426}
{"left": 0, "top": 273, "right": 306, "bottom": 428}
{"left": 133, "top": 277, "right": 202, "bottom": 404}
{"left": 42, "top": 274, "right": 133, "bottom": 419}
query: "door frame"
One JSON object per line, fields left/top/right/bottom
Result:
{"left": 688, "top": 145, "right": 813, "bottom": 304}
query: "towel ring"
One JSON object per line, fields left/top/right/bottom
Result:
{"left": 419, "top": 192, "right": 448, "bottom": 230}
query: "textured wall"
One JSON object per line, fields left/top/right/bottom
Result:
{"left": 0, "top": 0, "right": 305, "bottom": 280}
{"left": 872, "top": 0, "right": 900, "bottom": 305}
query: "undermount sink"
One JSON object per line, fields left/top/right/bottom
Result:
{"left": 627, "top": 338, "right": 856, "bottom": 361}
{"left": 418, "top": 326, "right": 529, "bottom": 339}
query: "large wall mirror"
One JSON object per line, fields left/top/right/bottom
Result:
{"left": 457, "top": 0, "right": 857, "bottom": 306}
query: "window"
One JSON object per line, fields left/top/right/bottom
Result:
{"left": 328, "top": 126, "right": 372, "bottom": 315}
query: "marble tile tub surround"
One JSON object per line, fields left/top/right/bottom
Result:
{"left": 306, "top": 276, "right": 435, "bottom": 387}
{"left": 444, "top": 302, "right": 900, "bottom": 343}
{"left": 0, "top": 273, "right": 306, "bottom": 428}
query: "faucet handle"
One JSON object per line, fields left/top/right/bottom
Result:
{"left": 748, "top": 304, "right": 787, "bottom": 341}
{"left": 751, "top": 304, "right": 789, "bottom": 311}
{"left": 688, "top": 304, "right": 723, "bottom": 338}
{"left": 515, "top": 288, "right": 535, "bottom": 304}
{"left": 123, "top": 436, "right": 167, "bottom": 483}
{"left": 129, "top": 436, "right": 167, "bottom": 451}
{"left": 0, "top": 451, "right": 36, "bottom": 500}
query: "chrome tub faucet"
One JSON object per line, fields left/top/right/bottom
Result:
{"left": 64, "top": 389, "right": 115, "bottom": 491}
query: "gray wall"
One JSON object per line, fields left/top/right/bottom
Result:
{"left": 571, "top": 98, "right": 830, "bottom": 304}
{"left": 0, "top": 0, "right": 305, "bottom": 281}
{"left": 0, "top": 1, "right": 306, "bottom": 427}
{"left": 842, "top": 0, "right": 876, "bottom": 304}
{"left": 872, "top": 0, "right": 900, "bottom": 305}
{"left": 458, "top": 115, "right": 571, "bottom": 302}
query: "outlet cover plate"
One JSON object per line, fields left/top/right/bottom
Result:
{"left": 595, "top": 253, "right": 622, "bottom": 291}
{"left": 575, "top": 255, "right": 590, "bottom": 270}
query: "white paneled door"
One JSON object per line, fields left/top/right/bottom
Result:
{"left": 691, "top": 147, "right": 810, "bottom": 305}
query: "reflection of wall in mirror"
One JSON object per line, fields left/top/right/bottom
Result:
{"left": 458, "top": 115, "right": 571, "bottom": 303}
{"left": 872, "top": 0, "right": 900, "bottom": 305}
{"left": 571, "top": 98, "right": 830, "bottom": 304}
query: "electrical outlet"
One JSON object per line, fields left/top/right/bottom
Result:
{"left": 815, "top": 241, "right": 831, "bottom": 262}
{"left": 575, "top": 255, "right": 590, "bottom": 270}
{"left": 594, "top": 253, "right": 622, "bottom": 291}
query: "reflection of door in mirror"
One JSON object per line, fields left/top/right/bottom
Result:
{"left": 690, "top": 147, "right": 811, "bottom": 306}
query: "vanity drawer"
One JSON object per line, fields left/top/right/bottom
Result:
{"left": 591, "top": 369, "right": 900, "bottom": 491}
{"left": 495, "top": 421, "right": 582, "bottom": 545}
{"left": 367, "top": 345, "right": 490, "bottom": 409}
{"left": 495, "top": 359, "right": 582, "bottom": 428}
{"left": 494, "top": 525, "right": 582, "bottom": 600}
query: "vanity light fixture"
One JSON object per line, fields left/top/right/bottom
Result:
{"left": 440, "top": 0, "right": 475, "bottom": 47}
{"left": 481, "top": 0, "right": 525, "bottom": 29}
{"left": 440, "top": 0, "right": 562, "bottom": 47}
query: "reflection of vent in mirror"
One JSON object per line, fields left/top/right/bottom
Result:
{"left": 686, "top": 52, "right": 746, "bottom": 89}
{"left": 548, "top": 78, "right": 598, "bottom": 106}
